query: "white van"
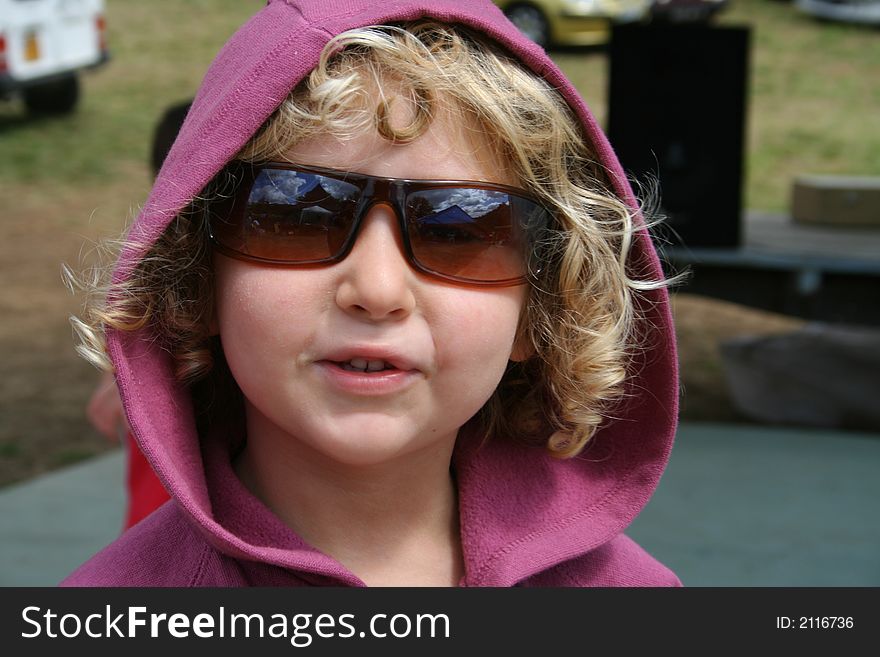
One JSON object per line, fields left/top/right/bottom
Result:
{"left": 0, "top": 0, "right": 108, "bottom": 114}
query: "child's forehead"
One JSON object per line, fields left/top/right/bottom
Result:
{"left": 281, "top": 86, "right": 515, "bottom": 185}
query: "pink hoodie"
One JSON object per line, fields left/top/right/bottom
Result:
{"left": 63, "top": 0, "right": 680, "bottom": 587}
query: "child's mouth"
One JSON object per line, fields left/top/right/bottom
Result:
{"left": 317, "top": 358, "right": 418, "bottom": 396}
{"left": 336, "top": 358, "right": 397, "bottom": 373}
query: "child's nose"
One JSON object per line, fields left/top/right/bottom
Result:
{"left": 334, "top": 203, "right": 416, "bottom": 321}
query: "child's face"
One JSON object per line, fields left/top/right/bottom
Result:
{"left": 213, "top": 101, "right": 528, "bottom": 470}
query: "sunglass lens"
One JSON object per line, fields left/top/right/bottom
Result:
{"left": 405, "top": 189, "right": 537, "bottom": 282}
{"left": 216, "top": 169, "right": 359, "bottom": 262}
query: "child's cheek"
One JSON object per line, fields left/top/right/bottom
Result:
{"left": 214, "top": 264, "right": 309, "bottom": 358}
{"left": 432, "top": 287, "right": 524, "bottom": 374}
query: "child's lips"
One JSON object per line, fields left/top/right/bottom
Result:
{"left": 313, "top": 346, "right": 424, "bottom": 395}
{"left": 314, "top": 360, "right": 422, "bottom": 395}
{"left": 318, "top": 347, "right": 421, "bottom": 374}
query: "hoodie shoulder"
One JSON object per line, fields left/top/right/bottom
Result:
{"left": 521, "top": 534, "right": 682, "bottom": 587}
{"left": 60, "top": 502, "right": 241, "bottom": 587}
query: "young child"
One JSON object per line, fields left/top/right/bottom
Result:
{"left": 64, "top": 0, "right": 680, "bottom": 587}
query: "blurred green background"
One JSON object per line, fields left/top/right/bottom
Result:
{"left": 2, "top": 0, "right": 878, "bottom": 211}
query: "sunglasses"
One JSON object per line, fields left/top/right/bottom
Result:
{"left": 208, "top": 162, "right": 551, "bottom": 286}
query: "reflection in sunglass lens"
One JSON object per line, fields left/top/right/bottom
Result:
{"left": 406, "top": 188, "right": 527, "bottom": 282}
{"left": 236, "top": 170, "right": 360, "bottom": 261}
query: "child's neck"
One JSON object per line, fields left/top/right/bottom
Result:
{"left": 234, "top": 419, "right": 464, "bottom": 587}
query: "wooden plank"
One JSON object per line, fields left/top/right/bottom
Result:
{"left": 663, "top": 212, "right": 880, "bottom": 274}
{"left": 745, "top": 211, "right": 880, "bottom": 263}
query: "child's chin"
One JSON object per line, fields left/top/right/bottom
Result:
{"left": 307, "top": 425, "right": 453, "bottom": 469}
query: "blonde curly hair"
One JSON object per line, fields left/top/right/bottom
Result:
{"left": 70, "top": 21, "right": 665, "bottom": 458}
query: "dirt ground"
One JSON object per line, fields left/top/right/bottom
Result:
{"left": 0, "top": 181, "right": 805, "bottom": 489}
{"left": 0, "top": 177, "right": 150, "bottom": 487}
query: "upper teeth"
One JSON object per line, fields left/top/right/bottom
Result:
{"left": 345, "top": 358, "right": 389, "bottom": 372}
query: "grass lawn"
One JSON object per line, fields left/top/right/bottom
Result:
{"left": 2, "top": 0, "right": 876, "bottom": 212}
{"left": 0, "top": 1, "right": 261, "bottom": 204}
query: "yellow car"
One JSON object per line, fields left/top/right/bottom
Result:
{"left": 493, "top": 0, "right": 652, "bottom": 47}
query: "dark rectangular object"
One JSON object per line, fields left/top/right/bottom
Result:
{"left": 607, "top": 25, "right": 750, "bottom": 248}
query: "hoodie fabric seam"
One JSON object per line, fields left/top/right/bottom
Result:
{"left": 281, "top": 0, "right": 443, "bottom": 27}
{"left": 468, "top": 466, "right": 647, "bottom": 585}
{"left": 186, "top": 541, "right": 213, "bottom": 587}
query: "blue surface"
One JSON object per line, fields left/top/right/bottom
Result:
{"left": 1, "top": 422, "right": 877, "bottom": 586}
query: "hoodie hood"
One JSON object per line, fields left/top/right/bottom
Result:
{"left": 107, "top": 0, "right": 678, "bottom": 587}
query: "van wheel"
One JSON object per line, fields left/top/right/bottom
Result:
{"left": 23, "top": 75, "right": 80, "bottom": 115}
{"left": 505, "top": 4, "right": 551, "bottom": 48}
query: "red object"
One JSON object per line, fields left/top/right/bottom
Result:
{"left": 96, "top": 15, "right": 107, "bottom": 55}
{"left": 123, "top": 432, "right": 170, "bottom": 529}
{"left": 0, "top": 34, "right": 7, "bottom": 74}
